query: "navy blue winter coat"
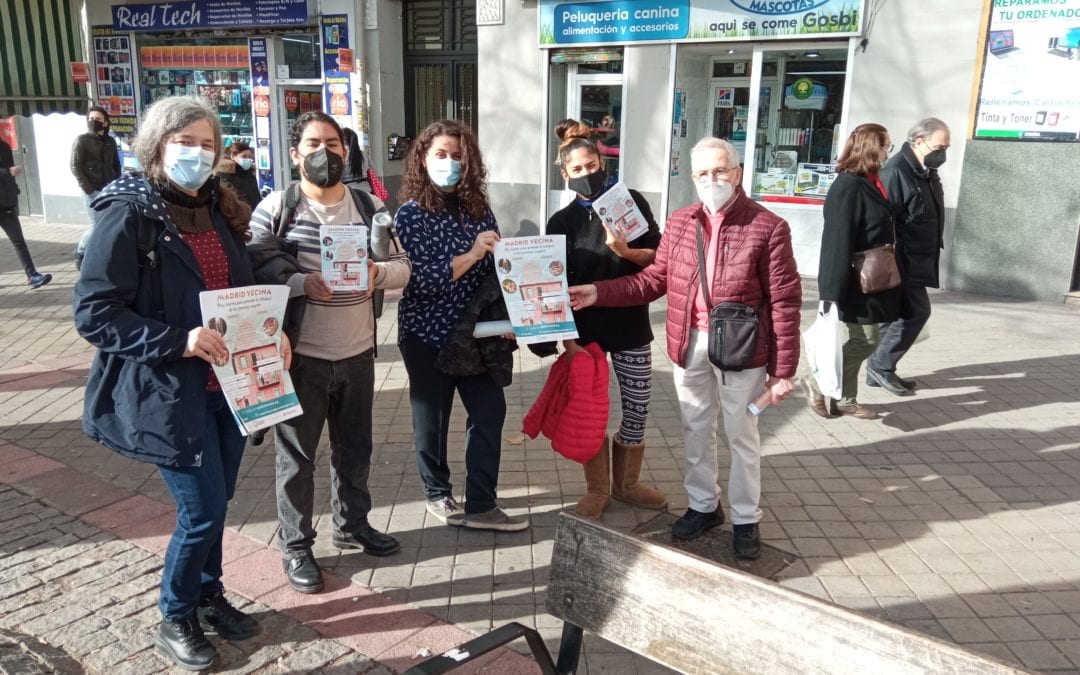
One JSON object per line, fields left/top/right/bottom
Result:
{"left": 73, "top": 175, "right": 255, "bottom": 467}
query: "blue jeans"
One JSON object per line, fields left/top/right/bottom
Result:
{"left": 275, "top": 351, "right": 375, "bottom": 555}
{"left": 399, "top": 333, "right": 505, "bottom": 514}
{"left": 868, "top": 284, "right": 931, "bottom": 374}
{"left": 157, "top": 394, "right": 246, "bottom": 620}
{"left": 77, "top": 190, "right": 100, "bottom": 255}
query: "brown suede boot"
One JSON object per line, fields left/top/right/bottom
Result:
{"left": 575, "top": 437, "right": 611, "bottom": 519}
{"left": 610, "top": 438, "right": 668, "bottom": 509}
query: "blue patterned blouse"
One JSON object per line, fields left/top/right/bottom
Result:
{"left": 395, "top": 199, "right": 498, "bottom": 349}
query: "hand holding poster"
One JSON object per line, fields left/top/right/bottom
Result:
{"left": 590, "top": 182, "right": 649, "bottom": 242}
{"left": 320, "top": 225, "right": 369, "bottom": 292}
{"left": 493, "top": 236, "right": 578, "bottom": 345}
{"left": 199, "top": 285, "right": 303, "bottom": 435}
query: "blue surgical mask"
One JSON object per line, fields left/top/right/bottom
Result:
{"left": 163, "top": 143, "right": 215, "bottom": 191}
{"left": 236, "top": 157, "right": 255, "bottom": 171}
{"left": 427, "top": 157, "right": 461, "bottom": 189}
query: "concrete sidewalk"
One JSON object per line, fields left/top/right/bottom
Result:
{"left": 2, "top": 217, "right": 1080, "bottom": 673}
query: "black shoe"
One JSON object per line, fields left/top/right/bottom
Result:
{"left": 332, "top": 523, "right": 401, "bottom": 556}
{"left": 733, "top": 523, "right": 762, "bottom": 560}
{"left": 197, "top": 590, "right": 257, "bottom": 640}
{"left": 671, "top": 507, "right": 724, "bottom": 541}
{"left": 27, "top": 272, "right": 51, "bottom": 290}
{"left": 865, "top": 367, "right": 914, "bottom": 396}
{"left": 283, "top": 551, "right": 324, "bottom": 593}
{"left": 154, "top": 615, "right": 218, "bottom": 671}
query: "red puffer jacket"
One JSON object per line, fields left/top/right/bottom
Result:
{"left": 594, "top": 190, "right": 802, "bottom": 377}
{"left": 522, "top": 343, "right": 609, "bottom": 463}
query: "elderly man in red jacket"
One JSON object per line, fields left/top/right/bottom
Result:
{"left": 570, "top": 137, "right": 802, "bottom": 559}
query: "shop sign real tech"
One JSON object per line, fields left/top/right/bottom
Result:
{"left": 112, "top": 0, "right": 308, "bottom": 31}
{"left": 540, "top": 0, "right": 865, "bottom": 46}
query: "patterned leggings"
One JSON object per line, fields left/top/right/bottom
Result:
{"left": 610, "top": 345, "right": 652, "bottom": 445}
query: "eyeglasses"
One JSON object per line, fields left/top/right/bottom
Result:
{"left": 692, "top": 167, "right": 738, "bottom": 183}
{"left": 882, "top": 143, "right": 894, "bottom": 153}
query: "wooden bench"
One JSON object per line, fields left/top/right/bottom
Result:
{"left": 406, "top": 513, "right": 1029, "bottom": 674}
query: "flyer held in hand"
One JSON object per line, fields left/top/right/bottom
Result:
{"left": 493, "top": 235, "right": 579, "bottom": 345}
{"left": 319, "top": 224, "right": 369, "bottom": 292}
{"left": 199, "top": 285, "right": 303, "bottom": 435}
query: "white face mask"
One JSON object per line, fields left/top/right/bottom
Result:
{"left": 163, "top": 143, "right": 215, "bottom": 191}
{"left": 696, "top": 180, "right": 734, "bottom": 214}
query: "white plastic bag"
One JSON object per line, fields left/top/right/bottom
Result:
{"left": 803, "top": 301, "right": 844, "bottom": 400}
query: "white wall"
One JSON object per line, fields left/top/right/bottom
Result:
{"left": 665, "top": 49, "right": 710, "bottom": 218}
{"left": 478, "top": 2, "right": 543, "bottom": 186}
{"left": 846, "top": 0, "right": 983, "bottom": 211}
{"left": 621, "top": 44, "right": 672, "bottom": 208}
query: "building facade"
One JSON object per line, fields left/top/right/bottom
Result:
{"left": 4, "top": 0, "right": 1078, "bottom": 301}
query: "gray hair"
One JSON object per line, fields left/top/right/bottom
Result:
{"left": 690, "top": 137, "right": 740, "bottom": 169}
{"left": 132, "top": 96, "right": 222, "bottom": 183}
{"left": 907, "top": 117, "right": 949, "bottom": 144}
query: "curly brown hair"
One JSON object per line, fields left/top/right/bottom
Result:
{"left": 399, "top": 120, "right": 489, "bottom": 220}
{"left": 835, "top": 123, "right": 889, "bottom": 176}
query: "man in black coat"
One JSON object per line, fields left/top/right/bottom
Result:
{"left": 70, "top": 106, "right": 121, "bottom": 269}
{"left": 866, "top": 118, "right": 950, "bottom": 395}
{"left": 0, "top": 138, "right": 51, "bottom": 289}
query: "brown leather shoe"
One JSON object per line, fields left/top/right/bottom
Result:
{"left": 834, "top": 402, "right": 879, "bottom": 420}
{"left": 803, "top": 378, "right": 831, "bottom": 418}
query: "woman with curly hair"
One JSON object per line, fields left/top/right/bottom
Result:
{"left": 395, "top": 120, "right": 528, "bottom": 532}
{"left": 74, "top": 96, "right": 287, "bottom": 670}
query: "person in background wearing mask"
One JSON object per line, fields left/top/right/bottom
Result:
{"left": 0, "top": 137, "right": 51, "bottom": 289}
{"left": 248, "top": 111, "right": 411, "bottom": 594}
{"left": 865, "top": 118, "right": 950, "bottom": 396}
{"left": 808, "top": 123, "right": 902, "bottom": 420}
{"left": 74, "top": 96, "right": 276, "bottom": 671}
{"left": 71, "top": 105, "right": 121, "bottom": 270}
{"left": 395, "top": 119, "right": 528, "bottom": 532}
{"left": 569, "top": 138, "right": 801, "bottom": 559}
{"left": 215, "top": 140, "right": 261, "bottom": 208}
{"left": 545, "top": 118, "right": 667, "bottom": 520}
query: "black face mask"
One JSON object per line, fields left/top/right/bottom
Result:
{"left": 567, "top": 168, "right": 607, "bottom": 198}
{"left": 301, "top": 147, "right": 344, "bottom": 187}
{"left": 922, "top": 148, "right": 946, "bottom": 169}
{"left": 89, "top": 119, "right": 106, "bottom": 134}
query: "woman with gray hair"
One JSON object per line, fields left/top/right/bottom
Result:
{"left": 74, "top": 96, "right": 289, "bottom": 671}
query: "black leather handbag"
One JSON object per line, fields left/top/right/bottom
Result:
{"left": 695, "top": 221, "right": 758, "bottom": 371}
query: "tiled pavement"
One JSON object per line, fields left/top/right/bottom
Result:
{"left": 2, "top": 216, "right": 1080, "bottom": 673}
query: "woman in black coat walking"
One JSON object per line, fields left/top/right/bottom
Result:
{"left": 809, "top": 123, "right": 901, "bottom": 420}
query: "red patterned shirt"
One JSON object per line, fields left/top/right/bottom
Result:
{"left": 182, "top": 229, "right": 231, "bottom": 392}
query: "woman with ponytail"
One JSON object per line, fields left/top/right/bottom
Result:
{"left": 546, "top": 118, "right": 667, "bottom": 519}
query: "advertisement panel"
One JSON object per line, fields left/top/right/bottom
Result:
{"left": 321, "top": 14, "right": 354, "bottom": 129}
{"left": 539, "top": 0, "right": 864, "bottom": 46}
{"left": 249, "top": 37, "right": 274, "bottom": 191}
{"left": 973, "top": 0, "right": 1080, "bottom": 142}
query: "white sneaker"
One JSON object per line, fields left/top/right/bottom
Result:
{"left": 451, "top": 506, "right": 529, "bottom": 532}
{"left": 425, "top": 496, "right": 460, "bottom": 524}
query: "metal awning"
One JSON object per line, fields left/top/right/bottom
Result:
{"left": 0, "top": 0, "right": 87, "bottom": 116}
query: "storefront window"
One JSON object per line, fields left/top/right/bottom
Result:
{"left": 280, "top": 35, "right": 320, "bottom": 80}
{"left": 751, "top": 48, "right": 848, "bottom": 203}
{"left": 138, "top": 38, "right": 253, "bottom": 148}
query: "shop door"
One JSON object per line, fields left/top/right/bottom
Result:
{"left": 276, "top": 85, "right": 323, "bottom": 184}
{"left": 706, "top": 79, "right": 751, "bottom": 165}
{"left": 546, "top": 69, "right": 624, "bottom": 218}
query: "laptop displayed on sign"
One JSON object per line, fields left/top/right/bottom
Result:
{"left": 989, "top": 30, "right": 1021, "bottom": 57}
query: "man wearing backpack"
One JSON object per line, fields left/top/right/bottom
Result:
{"left": 248, "top": 112, "right": 411, "bottom": 593}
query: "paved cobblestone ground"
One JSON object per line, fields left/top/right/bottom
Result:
{"left": 2, "top": 217, "right": 1080, "bottom": 673}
